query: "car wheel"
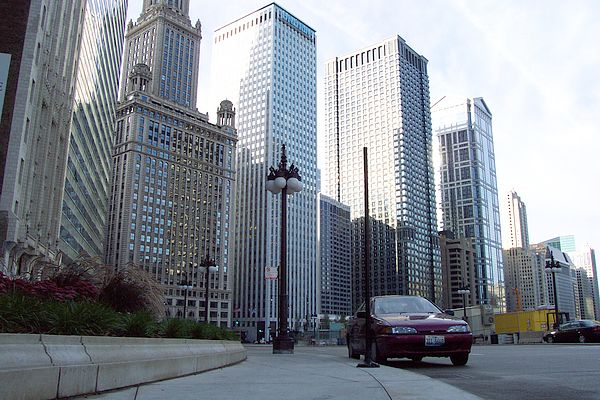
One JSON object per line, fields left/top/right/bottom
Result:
{"left": 411, "top": 356, "right": 423, "bottom": 363}
{"left": 371, "top": 341, "right": 386, "bottom": 364}
{"left": 450, "top": 353, "right": 469, "bottom": 366}
{"left": 348, "top": 342, "right": 360, "bottom": 359}
{"left": 579, "top": 334, "right": 587, "bottom": 343}
{"left": 546, "top": 336, "right": 554, "bottom": 343}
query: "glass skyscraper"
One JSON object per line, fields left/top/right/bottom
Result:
{"left": 433, "top": 97, "right": 504, "bottom": 309}
{"left": 105, "top": 0, "right": 237, "bottom": 326}
{"left": 324, "top": 36, "right": 441, "bottom": 312}
{"left": 60, "top": 0, "right": 128, "bottom": 262}
{"left": 209, "top": 4, "right": 317, "bottom": 342}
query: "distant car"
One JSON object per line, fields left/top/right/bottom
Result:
{"left": 346, "top": 295, "right": 472, "bottom": 366}
{"left": 543, "top": 320, "right": 600, "bottom": 343}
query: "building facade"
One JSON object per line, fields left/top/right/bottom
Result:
{"left": 543, "top": 235, "right": 576, "bottom": 253}
{"left": 318, "top": 194, "right": 351, "bottom": 317}
{"left": 105, "top": 0, "right": 237, "bottom": 327}
{"left": 439, "top": 231, "right": 475, "bottom": 310}
{"left": 324, "top": 36, "right": 441, "bottom": 311}
{"left": 433, "top": 97, "right": 504, "bottom": 310}
{"left": 569, "top": 246, "right": 599, "bottom": 319}
{"left": 1, "top": 0, "right": 84, "bottom": 276}
{"left": 531, "top": 244, "right": 576, "bottom": 322}
{"left": 503, "top": 247, "right": 541, "bottom": 311}
{"left": 209, "top": 4, "right": 318, "bottom": 341}
{"left": 59, "top": 0, "right": 128, "bottom": 262}
{"left": 503, "top": 190, "right": 529, "bottom": 249}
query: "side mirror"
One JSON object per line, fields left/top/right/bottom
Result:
{"left": 444, "top": 309, "right": 455, "bottom": 316}
{"left": 356, "top": 311, "right": 366, "bottom": 319}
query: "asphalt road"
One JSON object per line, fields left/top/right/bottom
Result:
{"left": 385, "top": 343, "right": 600, "bottom": 400}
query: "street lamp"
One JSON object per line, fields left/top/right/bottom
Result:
{"left": 457, "top": 285, "right": 471, "bottom": 322}
{"left": 266, "top": 144, "right": 303, "bottom": 354}
{"left": 545, "top": 253, "right": 561, "bottom": 329}
{"left": 200, "top": 254, "right": 218, "bottom": 324}
{"left": 177, "top": 272, "right": 194, "bottom": 319}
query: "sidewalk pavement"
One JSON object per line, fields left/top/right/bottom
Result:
{"left": 79, "top": 345, "right": 483, "bottom": 400}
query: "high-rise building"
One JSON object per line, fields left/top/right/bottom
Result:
{"left": 324, "top": 36, "right": 441, "bottom": 311}
{"left": 439, "top": 231, "right": 475, "bottom": 310}
{"left": 503, "top": 248, "right": 541, "bottom": 311}
{"left": 318, "top": 194, "right": 351, "bottom": 317}
{"left": 569, "top": 246, "right": 599, "bottom": 319}
{"left": 503, "top": 190, "right": 529, "bottom": 249}
{"left": 1, "top": 1, "right": 85, "bottom": 275}
{"left": 59, "top": 0, "right": 128, "bottom": 262}
{"left": 572, "top": 268, "right": 595, "bottom": 320}
{"left": 208, "top": 4, "right": 317, "bottom": 341}
{"left": 105, "top": 0, "right": 237, "bottom": 327}
{"left": 530, "top": 244, "right": 576, "bottom": 321}
{"left": 433, "top": 97, "right": 504, "bottom": 310}
{"left": 543, "top": 235, "right": 576, "bottom": 252}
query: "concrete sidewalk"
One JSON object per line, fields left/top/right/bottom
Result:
{"left": 79, "top": 345, "right": 483, "bottom": 400}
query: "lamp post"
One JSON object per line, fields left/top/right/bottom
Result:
{"left": 457, "top": 285, "right": 471, "bottom": 322}
{"left": 200, "top": 254, "right": 218, "bottom": 324}
{"left": 545, "top": 253, "right": 561, "bottom": 329}
{"left": 266, "top": 144, "right": 303, "bottom": 354}
{"left": 177, "top": 272, "right": 194, "bottom": 319}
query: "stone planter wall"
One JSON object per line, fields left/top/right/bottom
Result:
{"left": 0, "top": 334, "right": 246, "bottom": 400}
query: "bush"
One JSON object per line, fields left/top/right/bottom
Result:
{"left": 117, "top": 311, "right": 157, "bottom": 337}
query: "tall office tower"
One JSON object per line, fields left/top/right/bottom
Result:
{"left": 318, "top": 194, "right": 351, "bottom": 317}
{"left": 439, "top": 231, "right": 475, "bottom": 310}
{"left": 503, "top": 248, "right": 541, "bottom": 311}
{"left": 433, "top": 97, "right": 504, "bottom": 310}
{"left": 569, "top": 246, "right": 599, "bottom": 319}
{"left": 572, "top": 268, "right": 595, "bottom": 319}
{"left": 105, "top": 0, "right": 237, "bottom": 326}
{"left": 209, "top": 4, "right": 317, "bottom": 342}
{"left": 503, "top": 190, "right": 529, "bottom": 249}
{"left": 324, "top": 36, "right": 441, "bottom": 312}
{"left": 543, "top": 235, "right": 576, "bottom": 252}
{"left": 530, "top": 244, "right": 577, "bottom": 321}
{"left": 59, "top": 0, "right": 128, "bottom": 262}
{"left": 0, "top": 1, "right": 84, "bottom": 276}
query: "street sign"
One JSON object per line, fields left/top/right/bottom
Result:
{"left": 265, "top": 266, "right": 278, "bottom": 280}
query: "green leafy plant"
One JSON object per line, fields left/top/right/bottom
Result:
{"left": 117, "top": 311, "right": 157, "bottom": 337}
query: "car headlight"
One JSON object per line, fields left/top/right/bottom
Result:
{"left": 384, "top": 326, "right": 418, "bottom": 334}
{"left": 447, "top": 325, "right": 470, "bottom": 333}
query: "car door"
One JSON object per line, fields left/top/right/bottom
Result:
{"left": 561, "top": 322, "right": 578, "bottom": 342}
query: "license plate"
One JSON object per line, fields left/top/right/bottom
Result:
{"left": 425, "top": 335, "right": 445, "bottom": 346}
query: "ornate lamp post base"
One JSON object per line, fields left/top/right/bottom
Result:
{"left": 273, "top": 336, "right": 294, "bottom": 354}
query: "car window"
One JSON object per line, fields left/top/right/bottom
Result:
{"left": 580, "top": 320, "right": 599, "bottom": 327}
{"left": 373, "top": 296, "right": 440, "bottom": 315}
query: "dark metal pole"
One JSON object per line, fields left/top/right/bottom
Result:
{"left": 358, "top": 147, "right": 378, "bottom": 368}
{"left": 278, "top": 185, "right": 288, "bottom": 339}
{"left": 205, "top": 261, "right": 210, "bottom": 323}
{"left": 183, "top": 273, "right": 188, "bottom": 319}
{"left": 463, "top": 294, "right": 467, "bottom": 322}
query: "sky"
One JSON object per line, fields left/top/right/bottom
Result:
{"left": 127, "top": 0, "right": 600, "bottom": 258}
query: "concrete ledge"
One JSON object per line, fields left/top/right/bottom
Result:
{"left": 0, "top": 334, "right": 246, "bottom": 400}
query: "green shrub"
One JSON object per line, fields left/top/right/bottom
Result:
{"left": 117, "top": 311, "right": 157, "bottom": 337}
{"left": 47, "top": 301, "right": 121, "bottom": 336}
{"left": 0, "top": 292, "right": 53, "bottom": 333}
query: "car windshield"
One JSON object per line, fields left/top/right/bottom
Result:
{"left": 581, "top": 320, "right": 600, "bottom": 327}
{"left": 373, "top": 296, "right": 441, "bottom": 315}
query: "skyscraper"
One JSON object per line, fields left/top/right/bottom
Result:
{"left": 60, "top": 0, "right": 128, "bottom": 262}
{"left": 324, "top": 36, "right": 441, "bottom": 311}
{"left": 543, "top": 235, "right": 576, "bottom": 253}
{"left": 208, "top": 4, "right": 317, "bottom": 342}
{"left": 433, "top": 97, "right": 504, "bottom": 310}
{"left": 503, "top": 190, "right": 529, "bottom": 249}
{"left": 318, "top": 194, "right": 351, "bottom": 317}
{"left": 569, "top": 246, "right": 599, "bottom": 319}
{"left": 1, "top": 1, "right": 84, "bottom": 275}
{"left": 105, "top": 0, "right": 237, "bottom": 326}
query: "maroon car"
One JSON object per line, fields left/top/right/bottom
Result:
{"left": 347, "top": 295, "right": 473, "bottom": 366}
{"left": 543, "top": 320, "right": 600, "bottom": 343}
